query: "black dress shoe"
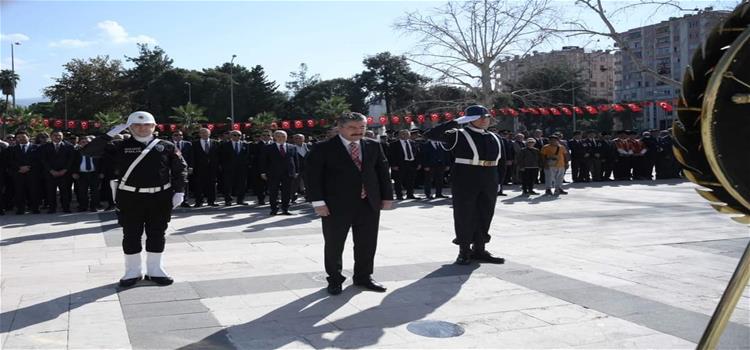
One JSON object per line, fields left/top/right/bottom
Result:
{"left": 89, "top": 208, "right": 98, "bottom": 212}
{"left": 209, "top": 203, "right": 219, "bottom": 207}
{"left": 15, "top": 211, "right": 24, "bottom": 215}
{"left": 47, "top": 209, "right": 56, "bottom": 214}
{"left": 497, "top": 192, "right": 507, "bottom": 196}
{"left": 406, "top": 195, "right": 417, "bottom": 200}
{"left": 144, "top": 275, "right": 174, "bottom": 285}
{"left": 193, "top": 202, "right": 204, "bottom": 208}
{"left": 455, "top": 248, "right": 472, "bottom": 265}
{"left": 424, "top": 195, "right": 434, "bottom": 199}
{"left": 63, "top": 209, "right": 72, "bottom": 213}
{"left": 281, "top": 211, "right": 293, "bottom": 216}
{"left": 270, "top": 210, "right": 278, "bottom": 216}
{"left": 327, "top": 283, "right": 342, "bottom": 295}
{"left": 225, "top": 201, "right": 233, "bottom": 206}
{"left": 78, "top": 207, "right": 88, "bottom": 212}
{"left": 353, "top": 279, "right": 387, "bottom": 292}
{"left": 180, "top": 202, "right": 191, "bottom": 208}
{"left": 105, "top": 205, "right": 115, "bottom": 211}
{"left": 238, "top": 202, "right": 249, "bottom": 206}
{"left": 557, "top": 189, "right": 568, "bottom": 195}
{"left": 119, "top": 276, "right": 141, "bottom": 287}
{"left": 435, "top": 194, "right": 448, "bottom": 198}
{"left": 471, "top": 250, "right": 505, "bottom": 264}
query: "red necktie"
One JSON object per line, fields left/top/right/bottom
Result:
{"left": 279, "top": 144, "right": 286, "bottom": 157}
{"left": 349, "top": 142, "right": 366, "bottom": 198}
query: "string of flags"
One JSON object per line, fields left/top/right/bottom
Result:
{"left": 0, "top": 101, "right": 675, "bottom": 131}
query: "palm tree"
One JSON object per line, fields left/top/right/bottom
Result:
{"left": 250, "top": 111, "right": 277, "bottom": 132}
{"left": 171, "top": 102, "right": 208, "bottom": 133}
{"left": 7, "top": 106, "right": 50, "bottom": 135}
{"left": 93, "top": 111, "right": 124, "bottom": 129}
{"left": 315, "top": 96, "right": 351, "bottom": 120}
{"left": 0, "top": 69, "right": 20, "bottom": 111}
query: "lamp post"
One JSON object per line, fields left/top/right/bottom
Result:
{"left": 10, "top": 42, "right": 20, "bottom": 109}
{"left": 184, "top": 82, "right": 192, "bottom": 104}
{"left": 229, "top": 54, "right": 236, "bottom": 124}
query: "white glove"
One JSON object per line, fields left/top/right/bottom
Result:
{"left": 107, "top": 123, "right": 130, "bottom": 137}
{"left": 172, "top": 192, "right": 185, "bottom": 209}
{"left": 454, "top": 115, "right": 481, "bottom": 124}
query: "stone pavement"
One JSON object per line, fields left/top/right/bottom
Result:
{"left": 1, "top": 179, "right": 749, "bottom": 349}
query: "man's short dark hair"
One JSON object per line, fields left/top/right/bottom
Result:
{"left": 337, "top": 112, "right": 366, "bottom": 126}
{"left": 15, "top": 130, "right": 28, "bottom": 136}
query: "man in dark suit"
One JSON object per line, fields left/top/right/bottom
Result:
{"left": 218, "top": 130, "right": 251, "bottom": 206}
{"left": 7, "top": 131, "right": 41, "bottom": 214}
{"left": 39, "top": 130, "right": 75, "bottom": 213}
{"left": 306, "top": 112, "right": 394, "bottom": 295}
{"left": 191, "top": 128, "right": 220, "bottom": 207}
{"left": 290, "top": 134, "right": 311, "bottom": 201}
{"left": 70, "top": 136, "right": 102, "bottom": 212}
{"left": 389, "top": 129, "right": 419, "bottom": 200}
{"left": 250, "top": 131, "right": 272, "bottom": 205}
{"left": 419, "top": 139, "right": 450, "bottom": 199}
{"left": 261, "top": 130, "right": 299, "bottom": 216}
{"left": 172, "top": 131, "right": 193, "bottom": 207}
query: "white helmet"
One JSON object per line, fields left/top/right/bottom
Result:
{"left": 127, "top": 111, "right": 156, "bottom": 125}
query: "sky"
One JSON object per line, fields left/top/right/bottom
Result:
{"left": 0, "top": 0, "right": 736, "bottom": 101}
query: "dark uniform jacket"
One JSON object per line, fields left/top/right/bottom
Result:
{"left": 81, "top": 135, "right": 188, "bottom": 192}
{"left": 191, "top": 139, "right": 220, "bottom": 176}
{"left": 8, "top": 143, "right": 40, "bottom": 174}
{"left": 261, "top": 143, "right": 299, "bottom": 179}
{"left": 425, "top": 122, "right": 502, "bottom": 166}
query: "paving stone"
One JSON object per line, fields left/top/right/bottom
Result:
{"left": 117, "top": 282, "right": 201, "bottom": 305}
{"left": 122, "top": 299, "right": 209, "bottom": 319}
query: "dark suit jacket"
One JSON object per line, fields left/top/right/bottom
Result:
{"left": 419, "top": 141, "right": 450, "bottom": 167}
{"left": 261, "top": 143, "right": 299, "bottom": 179}
{"left": 8, "top": 143, "right": 40, "bottom": 174}
{"left": 388, "top": 139, "right": 418, "bottom": 167}
{"left": 218, "top": 141, "right": 251, "bottom": 175}
{"left": 307, "top": 137, "right": 393, "bottom": 213}
{"left": 174, "top": 140, "right": 193, "bottom": 167}
{"left": 39, "top": 142, "right": 75, "bottom": 173}
{"left": 191, "top": 139, "right": 220, "bottom": 177}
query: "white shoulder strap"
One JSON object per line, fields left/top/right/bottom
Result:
{"left": 488, "top": 132, "right": 502, "bottom": 162}
{"left": 120, "top": 138, "right": 161, "bottom": 185}
{"left": 458, "top": 129, "right": 479, "bottom": 162}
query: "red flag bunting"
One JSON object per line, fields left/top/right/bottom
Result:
{"left": 80, "top": 121, "right": 89, "bottom": 129}
{"left": 379, "top": 116, "right": 387, "bottom": 125}
{"left": 232, "top": 123, "right": 240, "bottom": 130}
{"left": 584, "top": 106, "right": 598, "bottom": 115}
{"left": 539, "top": 108, "right": 549, "bottom": 116}
{"left": 366, "top": 116, "right": 374, "bottom": 125}
{"left": 281, "top": 121, "right": 291, "bottom": 129}
{"left": 560, "top": 107, "right": 572, "bottom": 116}
{"left": 417, "top": 114, "right": 425, "bottom": 123}
{"left": 430, "top": 113, "right": 440, "bottom": 122}
{"left": 626, "top": 103, "right": 642, "bottom": 112}
{"left": 549, "top": 108, "right": 561, "bottom": 116}
{"left": 658, "top": 101, "right": 673, "bottom": 112}
{"left": 157, "top": 124, "right": 165, "bottom": 132}
{"left": 306, "top": 119, "right": 315, "bottom": 128}
{"left": 390, "top": 116, "right": 400, "bottom": 124}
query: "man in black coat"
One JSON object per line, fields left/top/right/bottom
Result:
{"left": 172, "top": 131, "right": 193, "bottom": 207}
{"left": 419, "top": 139, "right": 451, "bottom": 199}
{"left": 218, "top": 130, "right": 251, "bottom": 206}
{"left": 250, "top": 131, "right": 272, "bottom": 205}
{"left": 191, "top": 128, "right": 220, "bottom": 207}
{"left": 389, "top": 129, "right": 419, "bottom": 200}
{"left": 8, "top": 131, "right": 41, "bottom": 214}
{"left": 39, "top": 130, "right": 75, "bottom": 213}
{"left": 71, "top": 136, "right": 103, "bottom": 212}
{"left": 261, "top": 130, "right": 299, "bottom": 216}
{"left": 306, "top": 112, "right": 394, "bottom": 295}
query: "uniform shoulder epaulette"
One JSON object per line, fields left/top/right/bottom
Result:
{"left": 446, "top": 128, "right": 460, "bottom": 134}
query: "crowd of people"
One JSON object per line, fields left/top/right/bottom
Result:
{"left": 0, "top": 124, "right": 682, "bottom": 216}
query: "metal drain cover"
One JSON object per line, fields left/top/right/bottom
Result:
{"left": 406, "top": 320, "right": 465, "bottom": 338}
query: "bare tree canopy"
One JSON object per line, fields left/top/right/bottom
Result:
{"left": 394, "top": 0, "right": 558, "bottom": 106}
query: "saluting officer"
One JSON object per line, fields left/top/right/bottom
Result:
{"left": 425, "top": 105, "right": 505, "bottom": 265}
{"left": 82, "top": 111, "right": 188, "bottom": 287}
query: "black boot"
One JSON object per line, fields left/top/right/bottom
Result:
{"left": 471, "top": 243, "right": 505, "bottom": 264}
{"left": 454, "top": 245, "right": 472, "bottom": 265}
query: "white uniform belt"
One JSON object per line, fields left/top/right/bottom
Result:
{"left": 118, "top": 183, "right": 171, "bottom": 193}
{"left": 454, "top": 158, "right": 498, "bottom": 167}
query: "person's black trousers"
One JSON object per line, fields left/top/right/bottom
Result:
{"left": 76, "top": 172, "right": 100, "bottom": 210}
{"left": 451, "top": 166, "right": 497, "bottom": 247}
{"left": 423, "top": 166, "right": 446, "bottom": 197}
{"left": 268, "top": 175, "right": 293, "bottom": 212}
{"left": 521, "top": 168, "right": 538, "bottom": 192}
{"left": 193, "top": 169, "right": 217, "bottom": 205}
{"left": 393, "top": 162, "right": 417, "bottom": 198}
{"left": 322, "top": 199, "right": 381, "bottom": 284}
{"left": 46, "top": 174, "right": 72, "bottom": 211}
{"left": 117, "top": 190, "right": 172, "bottom": 254}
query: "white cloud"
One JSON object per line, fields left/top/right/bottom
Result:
{"left": 0, "top": 33, "right": 30, "bottom": 42}
{"left": 49, "top": 39, "right": 94, "bottom": 48}
{"left": 97, "top": 20, "right": 157, "bottom": 45}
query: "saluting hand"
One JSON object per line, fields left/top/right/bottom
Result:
{"left": 314, "top": 205, "right": 330, "bottom": 217}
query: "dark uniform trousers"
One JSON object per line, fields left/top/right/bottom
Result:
{"left": 322, "top": 198, "right": 380, "bottom": 284}
{"left": 452, "top": 165, "right": 497, "bottom": 246}
{"left": 117, "top": 190, "right": 172, "bottom": 254}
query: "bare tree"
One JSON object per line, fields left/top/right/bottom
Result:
{"left": 551, "top": 0, "right": 706, "bottom": 87}
{"left": 394, "top": 0, "right": 558, "bottom": 107}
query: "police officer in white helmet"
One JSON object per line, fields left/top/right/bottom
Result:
{"left": 81, "top": 111, "right": 188, "bottom": 287}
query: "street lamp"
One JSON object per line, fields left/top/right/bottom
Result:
{"left": 10, "top": 42, "right": 20, "bottom": 109}
{"left": 229, "top": 54, "right": 237, "bottom": 124}
{"left": 184, "top": 82, "right": 192, "bottom": 104}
